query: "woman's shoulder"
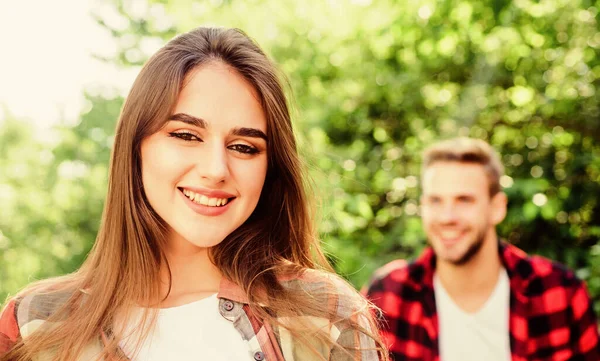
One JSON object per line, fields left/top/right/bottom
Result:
{"left": 274, "top": 268, "right": 384, "bottom": 360}
{"left": 280, "top": 267, "right": 358, "bottom": 290}
{"left": 278, "top": 268, "right": 369, "bottom": 312}
{"left": 0, "top": 297, "right": 19, "bottom": 354}
{"left": 1, "top": 278, "right": 81, "bottom": 335}
{"left": 0, "top": 278, "right": 99, "bottom": 357}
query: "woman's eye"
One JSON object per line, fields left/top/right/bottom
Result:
{"left": 168, "top": 132, "right": 201, "bottom": 142}
{"left": 229, "top": 144, "right": 259, "bottom": 154}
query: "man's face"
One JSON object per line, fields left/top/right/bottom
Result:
{"left": 420, "top": 162, "right": 506, "bottom": 266}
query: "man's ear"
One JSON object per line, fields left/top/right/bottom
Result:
{"left": 490, "top": 192, "right": 508, "bottom": 225}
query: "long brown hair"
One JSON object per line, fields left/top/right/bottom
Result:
{"left": 3, "top": 27, "right": 387, "bottom": 361}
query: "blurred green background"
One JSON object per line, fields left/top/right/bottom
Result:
{"left": 1, "top": 0, "right": 599, "bottom": 314}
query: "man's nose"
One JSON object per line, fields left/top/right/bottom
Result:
{"left": 438, "top": 204, "right": 459, "bottom": 224}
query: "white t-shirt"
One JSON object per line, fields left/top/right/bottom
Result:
{"left": 434, "top": 269, "right": 511, "bottom": 361}
{"left": 119, "top": 294, "right": 252, "bottom": 361}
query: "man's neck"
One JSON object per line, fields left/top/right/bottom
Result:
{"left": 435, "top": 234, "right": 502, "bottom": 313}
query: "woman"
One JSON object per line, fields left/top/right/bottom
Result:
{"left": 0, "top": 27, "right": 387, "bottom": 361}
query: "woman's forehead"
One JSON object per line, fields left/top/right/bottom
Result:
{"left": 171, "top": 63, "right": 267, "bottom": 133}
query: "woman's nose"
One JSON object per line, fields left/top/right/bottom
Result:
{"left": 196, "top": 145, "right": 230, "bottom": 183}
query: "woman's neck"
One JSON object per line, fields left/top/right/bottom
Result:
{"left": 159, "top": 234, "right": 223, "bottom": 308}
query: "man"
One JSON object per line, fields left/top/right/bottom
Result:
{"left": 364, "top": 137, "right": 599, "bottom": 361}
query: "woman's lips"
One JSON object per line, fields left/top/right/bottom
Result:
{"left": 178, "top": 188, "right": 235, "bottom": 216}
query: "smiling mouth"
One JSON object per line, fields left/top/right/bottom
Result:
{"left": 178, "top": 188, "right": 235, "bottom": 207}
{"left": 439, "top": 231, "right": 463, "bottom": 240}
{"left": 434, "top": 228, "right": 467, "bottom": 243}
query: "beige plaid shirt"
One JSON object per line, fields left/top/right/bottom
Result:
{"left": 1, "top": 270, "right": 381, "bottom": 361}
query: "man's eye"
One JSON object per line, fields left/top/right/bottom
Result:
{"left": 168, "top": 132, "right": 201, "bottom": 142}
{"left": 229, "top": 144, "right": 259, "bottom": 154}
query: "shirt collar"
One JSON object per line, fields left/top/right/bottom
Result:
{"left": 217, "top": 277, "right": 250, "bottom": 304}
{"left": 412, "top": 239, "right": 532, "bottom": 294}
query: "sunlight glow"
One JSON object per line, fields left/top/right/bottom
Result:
{"left": 0, "top": 0, "right": 137, "bottom": 128}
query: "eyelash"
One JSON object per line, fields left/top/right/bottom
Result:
{"left": 229, "top": 144, "right": 259, "bottom": 154}
{"left": 169, "top": 131, "right": 200, "bottom": 142}
{"left": 168, "top": 132, "right": 260, "bottom": 155}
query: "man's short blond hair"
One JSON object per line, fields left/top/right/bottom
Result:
{"left": 422, "top": 137, "right": 504, "bottom": 196}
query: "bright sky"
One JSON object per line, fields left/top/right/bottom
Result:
{"left": 0, "top": 0, "right": 139, "bottom": 128}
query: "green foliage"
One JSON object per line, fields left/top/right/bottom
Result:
{"left": 1, "top": 0, "right": 599, "bottom": 315}
{"left": 0, "top": 95, "right": 122, "bottom": 299}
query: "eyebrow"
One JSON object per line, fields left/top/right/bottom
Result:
{"left": 169, "top": 113, "right": 267, "bottom": 141}
{"left": 169, "top": 113, "right": 207, "bottom": 128}
{"left": 425, "top": 193, "right": 477, "bottom": 200}
{"left": 232, "top": 127, "right": 267, "bottom": 141}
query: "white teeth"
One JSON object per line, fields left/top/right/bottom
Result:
{"left": 181, "top": 189, "right": 229, "bottom": 207}
{"left": 440, "top": 231, "right": 461, "bottom": 239}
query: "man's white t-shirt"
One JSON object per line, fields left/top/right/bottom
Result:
{"left": 434, "top": 269, "right": 511, "bottom": 361}
{"left": 120, "top": 294, "right": 252, "bottom": 361}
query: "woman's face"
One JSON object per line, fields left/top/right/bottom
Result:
{"left": 140, "top": 62, "right": 268, "bottom": 252}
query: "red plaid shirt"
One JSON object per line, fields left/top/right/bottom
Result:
{"left": 364, "top": 242, "right": 600, "bottom": 361}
